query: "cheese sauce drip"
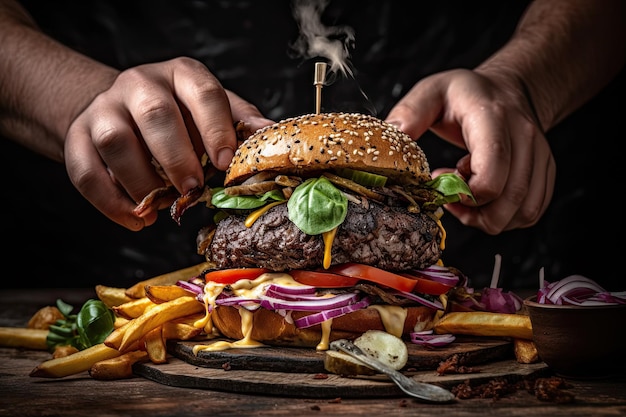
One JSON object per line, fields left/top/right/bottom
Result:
{"left": 244, "top": 200, "right": 286, "bottom": 228}
{"left": 316, "top": 319, "right": 333, "bottom": 351}
{"left": 193, "top": 272, "right": 318, "bottom": 353}
{"left": 435, "top": 218, "right": 447, "bottom": 250}
{"left": 367, "top": 305, "right": 407, "bottom": 337}
{"left": 191, "top": 273, "right": 426, "bottom": 353}
{"left": 245, "top": 202, "right": 338, "bottom": 268}
{"left": 322, "top": 227, "right": 338, "bottom": 269}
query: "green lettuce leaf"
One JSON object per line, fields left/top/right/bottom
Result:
{"left": 424, "top": 173, "right": 476, "bottom": 206}
{"left": 287, "top": 177, "right": 348, "bottom": 235}
{"left": 211, "top": 187, "right": 284, "bottom": 210}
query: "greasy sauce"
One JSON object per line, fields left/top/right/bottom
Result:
{"left": 367, "top": 305, "right": 407, "bottom": 337}
{"left": 244, "top": 201, "right": 286, "bottom": 228}
{"left": 192, "top": 273, "right": 415, "bottom": 354}
{"left": 316, "top": 319, "right": 333, "bottom": 351}
{"left": 435, "top": 218, "right": 446, "bottom": 250}
{"left": 193, "top": 273, "right": 305, "bottom": 353}
{"left": 322, "top": 227, "right": 338, "bottom": 269}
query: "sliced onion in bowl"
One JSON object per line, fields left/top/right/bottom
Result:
{"left": 536, "top": 274, "right": 624, "bottom": 306}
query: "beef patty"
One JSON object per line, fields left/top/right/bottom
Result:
{"left": 207, "top": 200, "right": 442, "bottom": 271}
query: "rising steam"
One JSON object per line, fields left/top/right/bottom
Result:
{"left": 290, "top": 0, "right": 355, "bottom": 81}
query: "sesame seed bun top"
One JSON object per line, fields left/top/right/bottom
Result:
{"left": 224, "top": 112, "right": 432, "bottom": 186}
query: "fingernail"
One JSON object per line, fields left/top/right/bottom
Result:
{"left": 181, "top": 176, "right": 200, "bottom": 192}
{"left": 217, "top": 148, "right": 235, "bottom": 169}
{"left": 385, "top": 119, "right": 403, "bottom": 130}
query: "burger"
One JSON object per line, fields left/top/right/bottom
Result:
{"left": 175, "top": 112, "right": 473, "bottom": 351}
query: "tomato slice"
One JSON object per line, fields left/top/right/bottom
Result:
{"left": 398, "top": 272, "right": 454, "bottom": 295}
{"left": 329, "top": 263, "right": 417, "bottom": 293}
{"left": 290, "top": 270, "right": 360, "bottom": 288}
{"left": 204, "top": 268, "right": 270, "bottom": 285}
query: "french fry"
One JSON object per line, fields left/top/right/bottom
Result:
{"left": 52, "top": 345, "right": 79, "bottom": 358}
{"left": 0, "top": 327, "right": 49, "bottom": 350}
{"left": 143, "top": 326, "right": 167, "bottom": 364}
{"left": 27, "top": 306, "right": 64, "bottom": 330}
{"left": 162, "top": 315, "right": 204, "bottom": 340}
{"left": 95, "top": 285, "right": 133, "bottom": 308}
{"left": 145, "top": 284, "right": 194, "bottom": 304}
{"left": 103, "top": 317, "right": 134, "bottom": 350}
{"left": 125, "top": 262, "right": 211, "bottom": 299}
{"left": 112, "top": 297, "right": 154, "bottom": 320}
{"left": 434, "top": 311, "right": 533, "bottom": 340}
{"left": 29, "top": 343, "right": 121, "bottom": 378}
{"left": 89, "top": 350, "right": 149, "bottom": 380}
{"left": 114, "top": 316, "right": 130, "bottom": 329}
{"left": 514, "top": 338, "right": 540, "bottom": 364}
{"left": 105, "top": 296, "right": 204, "bottom": 352}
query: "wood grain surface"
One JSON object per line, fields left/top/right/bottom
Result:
{"left": 170, "top": 335, "right": 513, "bottom": 373}
{"left": 3, "top": 289, "right": 626, "bottom": 417}
{"left": 132, "top": 336, "right": 549, "bottom": 398}
{"left": 135, "top": 356, "right": 548, "bottom": 398}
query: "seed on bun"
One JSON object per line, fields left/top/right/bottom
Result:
{"left": 225, "top": 112, "right": 432, "bottom": 187}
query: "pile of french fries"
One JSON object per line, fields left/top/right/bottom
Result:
{"left": 0, "top": 261, "right": 539, "bottom": 380}
{"left": 1, "top": 262, "right": 211, "bottom": 380}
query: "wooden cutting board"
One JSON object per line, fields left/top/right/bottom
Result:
{"left": 169, "top": 335, "right": 511, "bottom": 373}
{"left": 133, "top": 336, "right": 549, "bottom": 398}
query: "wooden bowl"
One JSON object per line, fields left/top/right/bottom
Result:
{"left": 524, "top": 297, "right": 626, "bottom": 378}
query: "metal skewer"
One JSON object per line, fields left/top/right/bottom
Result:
{"left": 314, "top": 62, "right": 327, "bottom": 114}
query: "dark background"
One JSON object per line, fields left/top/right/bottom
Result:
{"left": 2, "top": 0, "right": 623, "bottom": 291}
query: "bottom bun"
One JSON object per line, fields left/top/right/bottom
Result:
{"left": 211, "top": 305, "right": 437, "bottom": 348}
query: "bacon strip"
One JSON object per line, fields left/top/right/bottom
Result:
{"left": 133, "top": 186, "right": 179, "bottom": 217}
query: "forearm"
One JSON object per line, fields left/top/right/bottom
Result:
{"left": 476, "top": 0, "right": 626, "bottom": 131}
{"left": 0, "top": 0, "right": 119, "bottom": 161}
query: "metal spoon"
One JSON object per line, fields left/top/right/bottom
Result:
{"left": 330, "top": 339, "right": 456, "bottom": 403}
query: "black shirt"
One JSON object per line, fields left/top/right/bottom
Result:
{"left": 3, "top": 0, "right": 623, "bottom": 290}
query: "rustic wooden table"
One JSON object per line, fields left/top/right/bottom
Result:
{"left": 1, "top": 288, "right": 625, "bottom": 417}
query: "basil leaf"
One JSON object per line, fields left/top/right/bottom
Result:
{"left": 46, "top": 299, "right": 115, "bottom": 351}
{"left": 211, "top": 188, "right": 265, "bottom": 209}
{"left": 424, "top": 173, "right": 476, "bottom": 205}
{"left": 211, "top": 187, "right": 284, "bottom": 209}
{"left": 76, "top": 299, "right": 116, "bottom": 350}
{"left": 259, "top": 189, "right": 285, "bottom": 202}
{"left": 287, "top": 177, "right": 348, "bottom": 235}
{"left": 55, "top": 299, "right": 75, "bottom": 318}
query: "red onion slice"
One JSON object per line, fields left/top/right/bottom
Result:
{"left": 390, "top": 290, "right": 443, "bottom": 310}
{"left": 215, "top": 296, "right": 262, "bottom": 310}
{"left": 480, "top": 287, "right": 523, "bottom": 313}
{"left": 264, "top": 283, "right": 317, "bottom": 296}
{"left": 176, "top": 279, "right": 204, "bottom": 295}
{"left": 546, "top": 277, "right": 607, "bottom": 304}
{"left": 537, "top": 275, "right": 624, "bottom": 306}
{"left": 264, "top": 288, "right": 326, "bottom": 301}
{"left": 259, "top": 292, "right": 359, "bottom": 311}
{"left": 294, "top": 297, "right": 372, "bottom": 328}
{"left": 410, "top": 265, "right": 460, "bottom": 287}
{"left": 410, "top": 330, "right": 456, "bottom": 347}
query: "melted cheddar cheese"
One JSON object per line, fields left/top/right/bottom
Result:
{"left": 367, "top": 305, "right": 407, "bottom": 337}
{"left": 322, "top": 227, "right": 338, "bottom": 269}
{"left": 435, "top": 218, "right": 446, "bottom": 251}
{"left": 244, "top": 200, "right": 286, "bottom": 228}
